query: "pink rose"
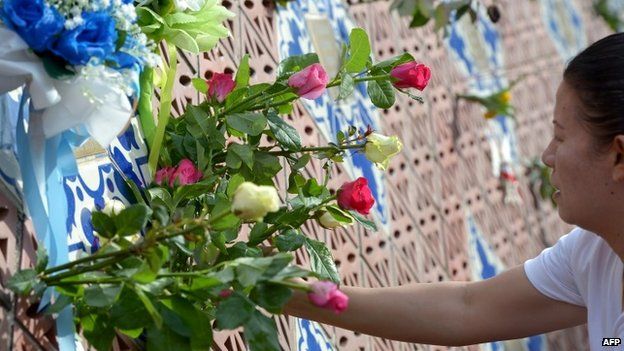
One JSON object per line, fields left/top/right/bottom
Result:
{"left": 337, "top": 177, "right": 375, "bottom": 215}
{"left": 287, "top": 63, "right": 329, "bottom": 100}
{"left": 390, "top": 62, "right": 431, "bottom": 91}
{"left": 170, "top": 159, "right": 203, "bottom": 186}
{"left": 154, "top": 166, "right": 176, "bottom": 186}
{"left": 207, "top": 72, "right": 236, "bottom": 103}
{"left": 307, "top": 281, "right": 349, "bottom": 314}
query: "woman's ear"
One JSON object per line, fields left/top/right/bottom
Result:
{"left": 612, "top": 135, "right": 624, "bottom": 182}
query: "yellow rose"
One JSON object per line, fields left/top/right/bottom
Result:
{"left": 231, "top": 182, "right": 280, "bottom": 222}
{"left": 364, "top": 133, "right": 403, "bottom": 170}
{"left": 500, "top": 91, "right": 511, "bottom": 103}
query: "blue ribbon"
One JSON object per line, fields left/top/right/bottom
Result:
{"left": 15, "top": 92, "right": 82, "bottom": 351}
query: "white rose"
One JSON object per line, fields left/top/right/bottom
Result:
{"left": 173, "top": 0, "right": 206, "bottom": 12}
{"left": 364, "top": 133, "right": 403, "bottom": 170}
{"left": 101, "top": 199, "right": 126, "bottom": 216}
{"left": 231, "top": 182, "right": 280, "bottom": 222}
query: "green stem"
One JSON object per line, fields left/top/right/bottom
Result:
{"left": 49, "top": 277, "right": 126, "bottom": 286}
{"left": 249, "top": 95, "right": 298, "bottom": 112}
{"left": 326, "top": 74, "right": 390, "bottom": 89}
{"left": 267, "top": 143, "right": 364, "bottom": 156}
{"left": 269, "top": 279, "right": 312, "bottom": 292}
{"left": 43, "top": 256, "right": 126, "bottom": 284}
{"left": 148, "top": 41, "right": 178, "bottom": 174}
{"left": 138, "top": 67, "right": 156, "bottom": 145}
{"left": 43, "top": 246, "right": 137, "bottom": 275}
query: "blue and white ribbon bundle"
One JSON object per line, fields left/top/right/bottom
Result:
{"left": 0, "top": 0, "right": 159, "bottom": 349}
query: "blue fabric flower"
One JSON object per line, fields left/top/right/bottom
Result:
{"left": 111, "top": 51, "right": 139, "bottom": 69}
{"left": 1, "top": 0, "right": 64, "bottom": 53}
{"left": 50, "top": 11, "right": 118, "bottom": 65}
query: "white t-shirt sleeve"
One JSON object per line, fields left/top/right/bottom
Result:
{"left": 523, "top": 227, "right": 586, "bottom": 307}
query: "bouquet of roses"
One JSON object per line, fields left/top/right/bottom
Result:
{"left": 7, "top": 25, "right": 432, "bottom": 350}
{"left": 0, "top": 0, "right": 159, "bottom": 146}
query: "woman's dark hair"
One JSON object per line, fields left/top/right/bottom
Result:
{"left": 564, "top": 32, "right": 624, "bottom": 151}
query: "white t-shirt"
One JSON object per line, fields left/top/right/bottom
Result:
{"left": 524, "top": 227, "right": 624, "bottom": 350}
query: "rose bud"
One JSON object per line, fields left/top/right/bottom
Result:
{"left": 207, "top": 72, "right": 236, "bottom": 103}
{"left": 287, "top": 63, "right": 329, "bottom": 100}
{"left": 390, "top": 62, "right": 431, "bottom": 91}
{"left": 364, "top": 133, "right": 403, "bottom": 170}
{"left": 307, "top": 281, "right": 349, "bottom": 314}
{"left": 154, "top": 166, "right": 176, "bottom": 186}
{"left": 170, "top": 159, "right": 203, "bottom": 186}
{"left": 337, "top": 177, "right": 375, "bottom": 215}
{"left": 231, "top": 182, "right": 281, "bottom": 221}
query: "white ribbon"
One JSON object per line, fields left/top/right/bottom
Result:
{"left": 0, "top": 26, "right": 133, "bottom": 148}
{"left": 0, "top": 27, "right": 60, "bottom": 110}
{"left": 41, "top": 66, "right": 133, "bottom": 148}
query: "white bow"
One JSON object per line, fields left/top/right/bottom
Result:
{"left": 0, "top": 26, "right": 133, "bottom": 148}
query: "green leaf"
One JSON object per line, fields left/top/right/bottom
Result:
{"left": 226, "top": 174, "right": 246, "bottom": 197}
{"left": 82, "top": 314, "right": 115, "bottom": 351}
{"left": 304, "top": 238, "right": 340, "bottom": 283}
{"left": 226, "top": 143, "right": 254, "bottom": 169}
{"left": 110, "top": 288, "right": 153, "bottom": 330}
{"left": 41, "top": 55, "right": 74, "bottom": 80}
{"left": 409, "top": 7, "right": 431, "bottom": 27}
{"left": 433, "top": 4, "right": 450, "bottom": 32}
{"left": 116, "top": 204, "right": 152, "bottom": 237}
{"left": 248, "top": 222, "right": 268, "bottom": 246}
{"left": 118, "top": 328, "right": 144, "bottom": 339}
{"left": 226, "top": 113, "right": 267, "bottom": 136}
{"left": 266, "top": 110, "right": 302, "bottom": 151}
{"left": 275, "top": 229, "right": 305, "bottom": 252}
{"left": 250, "top": 283, "right": 292, "bottom": 314}
{"left": 43, "top": 294, "right": 71, "bottom": 315}
{"left": 371, "top": 52, "right": 415, "bottom": 72}
{"left": 134, "top": 288, "right": 163, "bottom": 329}
{"left": 245, "top": 152, "right": 282, "bottom": 184}
{"left": 277, "top": 53, "right": 320, "bottom": 78}
{"left": 91, "top": 212, "right": 116, "bottom": 239}
{"left": 7, "top": 269, "right": 39, "bottom": 295}
{"left": 167, "top": 29, "right": 200, "bottom": 53}
{"left": 349, "top": 210, "right": 378, "bottom": 231}
{"left": 163, "top": 297, "right": 213, "bottom": 349}
{"left": 287, "top": 172, "right": 306, "bottom": 194}
{"left": 191, "top": 78, "right": 208, "bottom": 94}
{"left": 345, "top": 28, "right": 371, "bottom": 73}
{"left": 325, "top": 206, "right": 354, "bottom": 224}
{"left": 337, "top": 73, "right": 355, "bottom": 100}
{"left": 292, "top": 154, "right": 311, "bottom": 170}
{"left": 84, "top": 284, "right": 123, "bottom": 308}
{"left": 215, "top": 292, "right": 254, "bottom": 329}
{"left": 35, "top": 246, "right": 48, "bottom": 273}
{"left": 367, "top": 78, "right": 396, "bottom": 109}
{"left": 184, "top": 104, "right": 210, "bottom": 137}
{"left": 210, "top": 194, "right": 240, "bottom": 231}
{"left": 244, "top": 310, "right": 280, "bottom": 351}
{"left": 235, "top": 54, "right": 250, "bottom": 88}
{"left": 146, "top": 323, "right": 190, "bottom": 351}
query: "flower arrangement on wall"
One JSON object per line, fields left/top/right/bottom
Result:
{"left": 1, "top": 1, "right": 432, "bottom": 349}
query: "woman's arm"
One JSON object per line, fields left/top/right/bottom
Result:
{"left": 284, "top": 264, "right": 587, "bottom": 346}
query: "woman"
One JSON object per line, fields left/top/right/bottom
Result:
{"left": 285, "top": 33, "right": 624, "bottom": 349}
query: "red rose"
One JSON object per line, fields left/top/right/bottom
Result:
{"left": 390, "top": 62, "right": 431, "bottom": 91}
{"left": 337, "top": 177, "right": 375, "bottom": 215}
{"left": 154, "top": 166, "right": 176, "bottom": 186}
{"left": 207, "top": 72, "right": 236, "bottom": 103}
{"left": 170, "top": 159, "right": 203, "bottom": 186}
{"left": 287, "top": 63, "right": 329, "bottom": 100}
